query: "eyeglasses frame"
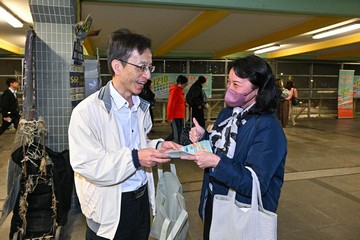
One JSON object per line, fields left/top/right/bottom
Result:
{"left": 117, "top": 59, "right": 155, "bottom": 73}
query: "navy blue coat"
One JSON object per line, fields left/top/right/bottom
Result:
{"left": 199, "top": 107, "right": 287, "bottom": 219}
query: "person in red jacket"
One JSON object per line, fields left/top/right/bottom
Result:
{"left": 165, "top": 75, "right": 188, "bottom": 143}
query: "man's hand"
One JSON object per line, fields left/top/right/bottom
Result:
{"left": 189, "top": 118, "right": 205, "bottom": 143}
{"left": 3, "top": 117, "right": 11, "bottom": 123}
{"left": 138, "top": 148, "right": 171, "bottom": 167}
{"left": 158, "top": 141, "right": 183, "bottom": 152}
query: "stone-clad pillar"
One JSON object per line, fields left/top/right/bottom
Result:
{"left": 29, "top": 0, "right": 77, "bottom": 151}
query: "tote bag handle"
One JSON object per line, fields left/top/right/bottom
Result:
{"left": 245, "top": 166, "right": 264, "bottom": 211}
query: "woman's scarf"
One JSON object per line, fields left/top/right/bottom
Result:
{"left": 209, "top": 107, "right": 248, "bottom": 158}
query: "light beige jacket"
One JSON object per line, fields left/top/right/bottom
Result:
{"left": 68, "top": 81, "right": 161, "bottom": 239}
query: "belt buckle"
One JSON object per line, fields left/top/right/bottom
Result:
{"left": 134, "top": 185, "right": 146, "bottom": 199}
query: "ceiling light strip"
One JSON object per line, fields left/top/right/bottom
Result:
{"left": 313, "top": 23, "right": 360, "bottom": 39}
{"left": 254, "top": 45, "right": 280, "bottom": 54}
{"left": 0, "top": 6, "right": 23, "bottom": 28}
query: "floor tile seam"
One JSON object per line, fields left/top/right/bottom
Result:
{"left": 181, "top": 166, "right": 360, "bottom": 192}
{"left": 284, "top": 166, "right": 360, "bottom": 181}
{"left": 293, "top": 125, "right": 360, "bottom": 139}
{"left": 311, "top": 178, "right": 360, "bottom": 204}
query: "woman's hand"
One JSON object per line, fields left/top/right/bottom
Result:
{"left": 181, "top": 151, "right": 220, "bottom": 169}
{"left": 189, "top": 118, "right": 205, "bottom": 143}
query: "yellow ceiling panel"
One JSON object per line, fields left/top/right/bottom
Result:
{"left": 268, "top": 33, "right": 360, "bottom": 58}
{"left": 317, "top": 48, "right": 360, "bottom": 60}
{"left": 0, "top": 38, "right": 23, "bottom": 55}
{"left": 154, "top": 10, "right": 229, "bottom": 57}
{"left": 215, "top": 16, "right": 350, "bottom": 58}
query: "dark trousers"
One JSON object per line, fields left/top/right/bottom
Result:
{"left": 165, "top": 118, "right": 183, "bottom": 143}
{"left": 203, "top": 190, "right": 214, "bottom": 240}
{"left": 86, "top": 188, "right": 150, "bottom": 240}
{"left": 0, "top": 115, "right": 19, "bottom": 135}
{"left": 191, "top": 106, "right": 205, "bottom": 128}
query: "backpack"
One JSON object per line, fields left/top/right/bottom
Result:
{"left": 185, "top": 91, "right": 193, "bottom": 106}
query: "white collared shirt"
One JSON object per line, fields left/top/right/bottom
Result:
{"left": 9, "top": 88, "right": 17, "bottom": 97}
{"left": 109, "top": 82, "right": 147, "bottom": 192}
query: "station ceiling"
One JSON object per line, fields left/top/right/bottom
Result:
{"left": 1, "top": 0, "right": 360, "bottom": 61}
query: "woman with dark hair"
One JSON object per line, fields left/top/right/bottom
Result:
{"left": 186, "top": 75, "right": 208, "bottom": 127}
{"left": 276, "top": 78, "right": 290, "bottom": 128}
{"left": 182, "top": 55, "right": 287, "bottom": 239}
{"left": 285, "top": 80, "right": 298, "bottom": 126}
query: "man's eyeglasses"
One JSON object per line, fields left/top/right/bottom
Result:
{"left": 118, "top": 59, "right": 155, "bottom": 73}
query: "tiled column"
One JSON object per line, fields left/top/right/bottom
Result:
{"left": 29, "top": 0, "right": 77, "bottom": 151}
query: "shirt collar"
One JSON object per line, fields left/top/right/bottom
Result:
{"left": 9, "top": 87, "right": 16, "bottom": 94}
{"left": 109, "top": 81, "right": 140, "bottom": 110}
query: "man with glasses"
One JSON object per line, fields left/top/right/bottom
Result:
{"left": 68, "top": 29, "right": 181, "bottom": 240}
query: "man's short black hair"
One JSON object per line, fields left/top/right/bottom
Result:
{"left": 107, "top": 28, "right": 152, "bottom": 77}
{"left": 176, "top": 75, "right": 188, "bottom": 84}
{"left": 6, "top": 77, "right": 18, "bottom": 87}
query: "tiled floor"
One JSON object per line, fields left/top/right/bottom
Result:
{"left": 1, "top": 117, "right": 360, "bottom": 239}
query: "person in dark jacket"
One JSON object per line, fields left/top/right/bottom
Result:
{"left": 0, "top": 77, "right": 20, "bottom": 135}
{"left": 186, "top": 76, "right": 207, "bottom": 128}
{"left": 182, "top": 55, "right": 287, "bottom": 239}
{"left": 139, "top": 79, "right": 155, "bottom": 124}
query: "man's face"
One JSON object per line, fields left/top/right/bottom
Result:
{"left": 115, "top": 48, "right": 152, "bottom": 98}
{"left": 179, "top": 83, "right": 187, "bottom": 90}
{"left": 10, "top": 81, "right": 20, "bottom": 90}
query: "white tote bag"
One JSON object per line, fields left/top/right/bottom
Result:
{"left": 210, "top": 167, "right": 277, "bottom": 240}
{"left": 150, "top": 163, "right": 189, "bottom": 240}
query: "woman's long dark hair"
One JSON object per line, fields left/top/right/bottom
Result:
{"left": 229, "top": 55, "right": 279, "bottom": 114}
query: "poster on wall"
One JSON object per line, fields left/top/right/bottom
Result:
{"left": 151, "top": 73, "right": 212, "bottom": 99}
{"left": 353, "top": 75, "right": 360, "bottom": 98}
{"left": 338, "top": 70, "right": 354, "bottom": 118}
{"left": 70, "top": 15, "right": 93, "bottom": 108}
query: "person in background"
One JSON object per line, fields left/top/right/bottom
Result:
{"left": 186, "top": 75, "right": 208, "bottom": 128}
{"left": 0, "top": 77, "right": 20, "bottom": 135}
{"left": 165, "top": 75, "right": 188, "bottom": 143}
{"left": 276, "top": 78, "right": 290, "bottom": 128}
{"left": 68, "top": 28, "right": 181, "bottom": 240}
{"left": 139, "top": 79, "right": 155, "bottom": 125}
{"left": 182, "top": 55, "right": 287, "bottom": 239}
{"left": 285, "top": 80, "right": 297, "bottom": 126}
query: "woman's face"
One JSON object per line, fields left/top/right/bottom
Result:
{"left": 227, "top": 68, "right": 258, "bottom": 108}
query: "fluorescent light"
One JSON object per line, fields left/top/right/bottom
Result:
{"left": 254, "top": 45, "right": 280, "bottom": 54}
{"left": 0, "top": 6, "right": 23, "bottom": 28}
{"left": 312, "top": 23, "right": 360, "bottom": 39}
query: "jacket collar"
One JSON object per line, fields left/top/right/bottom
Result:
{"left": 98, "top": 80, "right": 149, "bottom": 113}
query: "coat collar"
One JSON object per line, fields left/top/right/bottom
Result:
{"left": 98, "top": 81, "right": 149, "bottom": 113}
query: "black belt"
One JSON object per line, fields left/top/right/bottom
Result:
{"left": 122, "top": 184, "right": 147, "bottom": 200}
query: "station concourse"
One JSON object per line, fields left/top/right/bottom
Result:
{"left": 0, "top": 117, "right": 360, "bottom": 239}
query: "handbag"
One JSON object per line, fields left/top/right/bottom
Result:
{"left": 150, "top": 164, "right": 189, "bottom": 240}
{"left": 209, "top": 167, "right": 277, "bottom": 240}
{"left": 280, "top": 88, "right": 289, "bottom": 98}
{"left": 291, "top": 88, "right": 299, "bottom": 105}
{"left": 291, "top": 96, "right": 300, "bottom": 106}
